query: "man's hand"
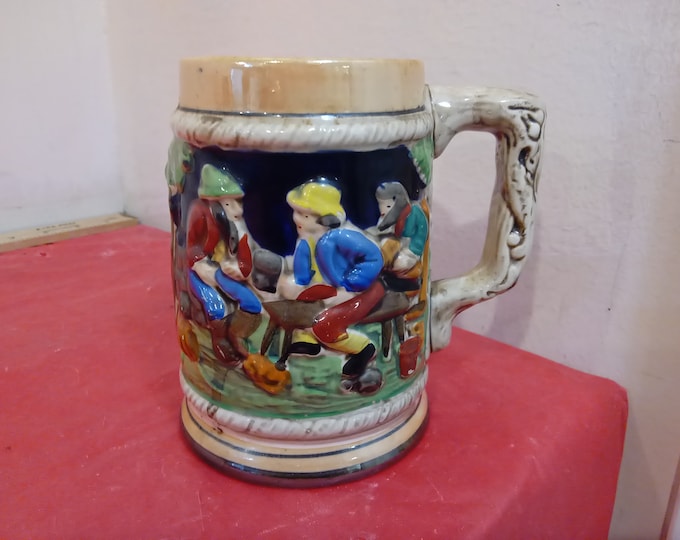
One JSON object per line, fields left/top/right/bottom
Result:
{"left": 392, "top": 247, "right": 419, "bottom": 273}
{"left": 220, "top": 259, "right": 244, "bottom": 281}
{"left": 192, "top": 257, "right": 218, "bottom": 287}
{"left": 278, "top": 273, "right": 307, "bottom": 300}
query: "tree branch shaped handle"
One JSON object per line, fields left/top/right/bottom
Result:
{"left": 428, "top": 86, "right": 546, "bottom": 351}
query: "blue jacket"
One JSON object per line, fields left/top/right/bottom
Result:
{"left": 294, "top": 229, "right": 383, "bottom": 292}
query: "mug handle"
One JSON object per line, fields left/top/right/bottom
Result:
{"left": 427, "top": 86, "right": 546, "bottom": 351}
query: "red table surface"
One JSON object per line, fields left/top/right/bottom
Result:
{"left": 0, "top": 226, "right": 627, "bottom": 539}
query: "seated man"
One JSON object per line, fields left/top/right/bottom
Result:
{"left": 186, "top": 164, "right": 262, "bottom": 364}
{"left": 279, "top": 178, "right": 385, "bottom": 395}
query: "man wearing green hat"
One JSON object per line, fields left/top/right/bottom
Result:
{"left": 186, "top": 164, "right": 262, "bottom": 364}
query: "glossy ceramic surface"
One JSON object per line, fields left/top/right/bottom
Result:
{"left": 167, "top": 57, "right": 545, "bottom": 484}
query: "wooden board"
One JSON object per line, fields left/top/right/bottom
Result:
{"left": 0, "top": 213, "right": 139, "bottom": 253}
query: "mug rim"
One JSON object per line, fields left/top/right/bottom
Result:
{"left": 180, "top": 55, "right": 422, "bottom": 64}
{"left": 178, "top": 56, "right": 425, "bottom": 114}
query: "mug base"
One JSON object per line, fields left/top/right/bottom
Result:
{"left": 180, "top": 393, "right": 429, "bottom": 487}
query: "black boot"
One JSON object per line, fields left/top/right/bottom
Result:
{"left": 276, "top": 341, "right": 322, "bottom": 372}
{"left": 340, "top": 344, "right": 382, "bottom": 395}
{"left": 210, "top": 319, "right": 241, "bottom": 367}
{"left": 342, "top": 343, "right": 376, "bottom": 378}
{"left": 340, "top": 367, "right": 383, "bottom": 395}
{"left": 287, "top": 342, "right": 322, "bottom": 357}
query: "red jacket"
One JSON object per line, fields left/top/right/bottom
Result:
{"left": 186, "top": 200, "right": 252, "bottom": 277}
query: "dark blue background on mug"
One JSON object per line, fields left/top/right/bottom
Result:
{"left": 181, "top": 146, "right": 425, "bottom": 256}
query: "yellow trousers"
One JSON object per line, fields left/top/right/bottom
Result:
{"left": 291, "top": 328, "right": 370, "bottom": 355}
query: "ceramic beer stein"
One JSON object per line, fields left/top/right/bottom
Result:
{"left": 167, "top": 57, "right": 545, "bottom": 485}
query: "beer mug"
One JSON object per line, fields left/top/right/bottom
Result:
{"left": 166, "top": 57, "right": 545, "bottom": 485}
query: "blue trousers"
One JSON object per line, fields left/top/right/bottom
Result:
{"left": 189, "top": 269, "right": 261, "bottom": 320}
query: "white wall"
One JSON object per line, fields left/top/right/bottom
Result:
{"left": 6, "top": 0, "right": 678, "bottom": 537}
{"left": 0, "top": 0, "right": 122, "bottom": 232}
{"left": 107, "top": 2, "right": 680, "bottom": 537}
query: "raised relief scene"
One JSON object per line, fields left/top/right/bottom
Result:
{"left": 167, "top": 139, "right": 433, "bottom": 419}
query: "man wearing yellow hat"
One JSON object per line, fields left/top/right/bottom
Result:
{"left": 186, "top": 164, "right": 262, "bottom": 365}
{"left": 283, "top": 178, "right": 385, "bottom": 394}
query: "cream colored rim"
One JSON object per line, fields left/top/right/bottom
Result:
{"left": 178, "top": 57, "right": 425, "bottom": 114}
{"left": 180, "top": 368, "right": 427, "bottom": 440}
{"left": 181, "top": 393, "right": 428, "bottom": 483}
